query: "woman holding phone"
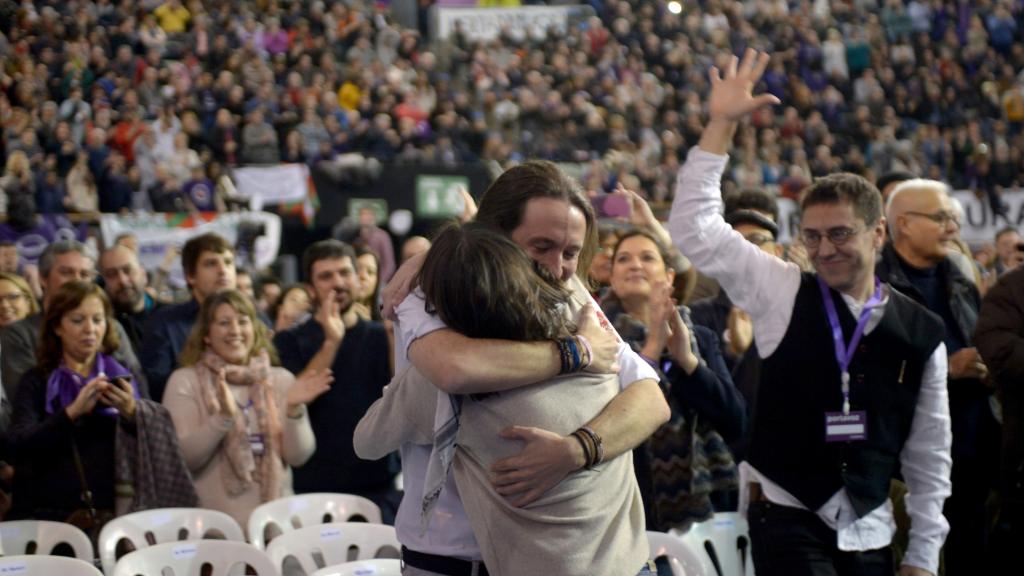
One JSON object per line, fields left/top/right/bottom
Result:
{"left": 8, "top": 281, "right": 195, "bottom": 526}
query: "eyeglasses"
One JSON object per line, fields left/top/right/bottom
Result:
{"left": 904, "top": 210, "right": 960, "bottom": 228}
{"left": 743, "top": 233, "right": 775, "bottom": 247}
{"left": 800, "top": 227, "right": 863, "bottom": 249}
{"left": 0, "top": 293, "right": 25, "bottom": 305}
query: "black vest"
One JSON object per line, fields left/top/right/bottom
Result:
{"left": 749, "top": 273, "right": 944, "bottom": 517}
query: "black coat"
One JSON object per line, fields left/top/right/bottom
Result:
{"left": 976, "top": 265, "right": 1024, "bottom": 502}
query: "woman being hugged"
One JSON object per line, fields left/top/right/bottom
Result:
{"left": 8, "top": 281, "right": 195, "bottom": 525}
{"left": 163, "top": 289, "right": 332, "bottom": 529}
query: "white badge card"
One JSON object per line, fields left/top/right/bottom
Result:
{"left": 825, "top": 411, "right": 867, "bottom": 442}
{"left": 249, "top": 433, "right": 266, "bottom": 455}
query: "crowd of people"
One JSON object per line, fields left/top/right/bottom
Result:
{"left": 1, "top": 0, "right": 1024, "bottom": 215}
{"left": 0, "top": 1, "right": 1024, "bottom": 576}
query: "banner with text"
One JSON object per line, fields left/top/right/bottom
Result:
{"left": 434, "top": 6, "right": 570, "bottom": 41}
{"left": 99, "top": 212, "right": 281, "bottom": 287}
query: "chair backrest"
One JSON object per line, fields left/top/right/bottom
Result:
{"left": 248, "top": 493, "right": 383, "bottom": 549}
{"left": 0, "top": 554, "right": 103, "bottom": 575}
{"left": 266, "top": 522, "right": 399, "bottom": 574}
{"left": 98, "top": 508, "right": 245, "bottom": 575}
{"left": 311, "top": 559, "right": 403, "bottom": 576}
{"left": 647, "top": 531, "right": 709, "bottom": 576}
{"left": 676, "top": 513, "right": 754, "bottom": 576}
{"left": 0, "top": 520, "right": 94, "bottom": 560}
{"left": 112, "top": 540, "right": 276, "bottom": 576}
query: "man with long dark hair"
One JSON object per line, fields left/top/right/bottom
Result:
{"left": 379, "top": 160, "right": 668, "bottom": 575}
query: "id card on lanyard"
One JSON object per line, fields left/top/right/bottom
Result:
{"left": 818, "top": 276, "right": 883, "bottom": 443}
{"left": 237, "top": 398, "right": 266, "bottom": 456}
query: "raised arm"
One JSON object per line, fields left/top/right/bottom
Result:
{"left": 668, "top": 50, "right": 798, "bottom": 356}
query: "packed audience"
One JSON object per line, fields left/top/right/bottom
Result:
{"left": 0, "top": 0, "right": 1023, "bottom": 215}
{"left": 0, "top": 1, "right": 1023, "bottom": 575}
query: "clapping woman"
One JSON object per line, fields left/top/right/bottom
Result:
{"left": 163, "top": 290, "right": 332, "bottom": 529}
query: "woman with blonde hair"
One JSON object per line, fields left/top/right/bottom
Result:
{"left": 163, "top": 289, "right": 332, "bottom": 529}
{"left": 0, "top": 272, "right": 38, "bottom": 328}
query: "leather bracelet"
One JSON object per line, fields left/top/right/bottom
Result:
{"left": 579, "top": 426, "right": 604, "bottom": 466}
{"left": 571, "top": 430, "right": 592, "bottom": 469}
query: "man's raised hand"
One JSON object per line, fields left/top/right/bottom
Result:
{"left": 707, "top": 49, "right": 780, "bottom": 123}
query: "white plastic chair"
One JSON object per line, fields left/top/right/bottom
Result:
{"left": 98, "top": 508, "right": 245, "bottom": 575}
{"left": 311, "top": 559, "right": 402, "bottom": 576}
{"left": 0, "top": 520, "right": 94, "bottom": 560}
{"left": 266, "top": 522, "right": 399, "bottom": 575}
{"left": 248, "top": 493, "right": 383, "bottom": 549}
{"left": 0, "top": 554, "right": 103, "bottom": 575}
{"left": 648, "top": 530, "right": 709, "bottom": 576}
{"left": 673, "top": 512, "right": 754, "bottom": 576}
{"left": 112, "top": 540, "right": 276, "bottom": 576}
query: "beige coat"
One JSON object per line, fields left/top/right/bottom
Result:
{"left": 163, "top": 365, "right": 316, "bottom": 531}
{"left": 355, "top": 276, "right": 648, "bottom": 576}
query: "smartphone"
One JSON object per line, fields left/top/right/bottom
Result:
{"left": 592, "top": 194, "right": 632, "bottom": 219}
{"left": 111, "top": 376, "right": 132, "bottom": 389}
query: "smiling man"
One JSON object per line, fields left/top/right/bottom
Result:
{"left": 139, "top": 233, "right": 237, "bottom": 402}
{"left": 374, "top": 158, "right": 667, "bottom": 576}
{"left": 669, "top": 50, "right": 951, "bottom": 576}
{"left": 877, "top": 180, "right": 994, "bottom": 576}
{"left": 272, "top": 240, "right": 396, "bottom": 518}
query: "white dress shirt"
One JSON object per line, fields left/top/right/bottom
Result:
{"left": 392, "top": 280, "right": 658, "bottom": 561}
{"left": 668, "top": 148, "right": 952, "bottom": 574}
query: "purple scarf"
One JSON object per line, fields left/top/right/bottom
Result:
{"left": 45, "top": 353, "right": 139, "bottom": 418}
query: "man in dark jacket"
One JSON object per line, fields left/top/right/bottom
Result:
{"left": 975, "top": 264, "right": 1024, "bottom": 573}
{"left": 99, "top": 245, "right": 161, "bottom": 357}
{"left": 876, "top": 179, "right": 996, "bottom": 576}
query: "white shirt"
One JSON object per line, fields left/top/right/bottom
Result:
{"left": 668, "top": 148, "right": 952, "bottom": 574}
{"left": 392, "top": 284, "right": 658, "bottom": 560}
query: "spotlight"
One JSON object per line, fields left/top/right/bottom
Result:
{"left": 668, "top": 1, "right": 682, "bottom": 15}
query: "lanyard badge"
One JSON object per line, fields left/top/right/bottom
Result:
{"left": 818, "top": 276, "right": 883, "bottom": 442}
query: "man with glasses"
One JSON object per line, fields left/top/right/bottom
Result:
{"left": 878, "top": 180, "right": 995, "bottom": 576}
{"left": 670, "top": 50, "right": 951, "bottom": 576}
{"left": 0, "top": 240, "right": 147, "bottom": 401}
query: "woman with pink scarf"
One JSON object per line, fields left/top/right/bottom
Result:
{"left": 162, "top": 290, "right": 332, "bottom": 532}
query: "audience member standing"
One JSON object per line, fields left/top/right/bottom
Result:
{"left": 140, "top": 233, "right": 236, "bottom": 403}
{"left": 163, "top": 290, "right": 330, "bottom": 530}
{"left": 8, "top": 282, "right": 194, "bottom": 525}
{"left": 670, "top": 51, "right": 950, "bottom": 576}
{"left": 99, "top": 246, "right": 161, "bottom": 357}
{"left": 272, "top": 241, "right": 397, "bottom": 519}
{"left": 975, "top": 264, "right": 1024, "bottom": 573}
{"left": 878, "top": 180, "right": 996, "bottom": 576}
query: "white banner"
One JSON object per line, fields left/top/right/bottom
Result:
{"left": 232, "top": 164, "right": 310, "bottom": 208}
{"left": 99, "top": 212, "right": 282, "bottom": 287}
{"left": 950, "top": 189, "right": 1024, "bottom": 245}
{"left": 776, "top": 191, "right": 1024, "bottom": 246}
{"left": 435, "top": 6, "right": 570, "bottom": 41}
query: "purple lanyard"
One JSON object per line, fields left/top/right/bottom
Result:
{"left": 817, "top": 276, "right": 884, "bottom": 414}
